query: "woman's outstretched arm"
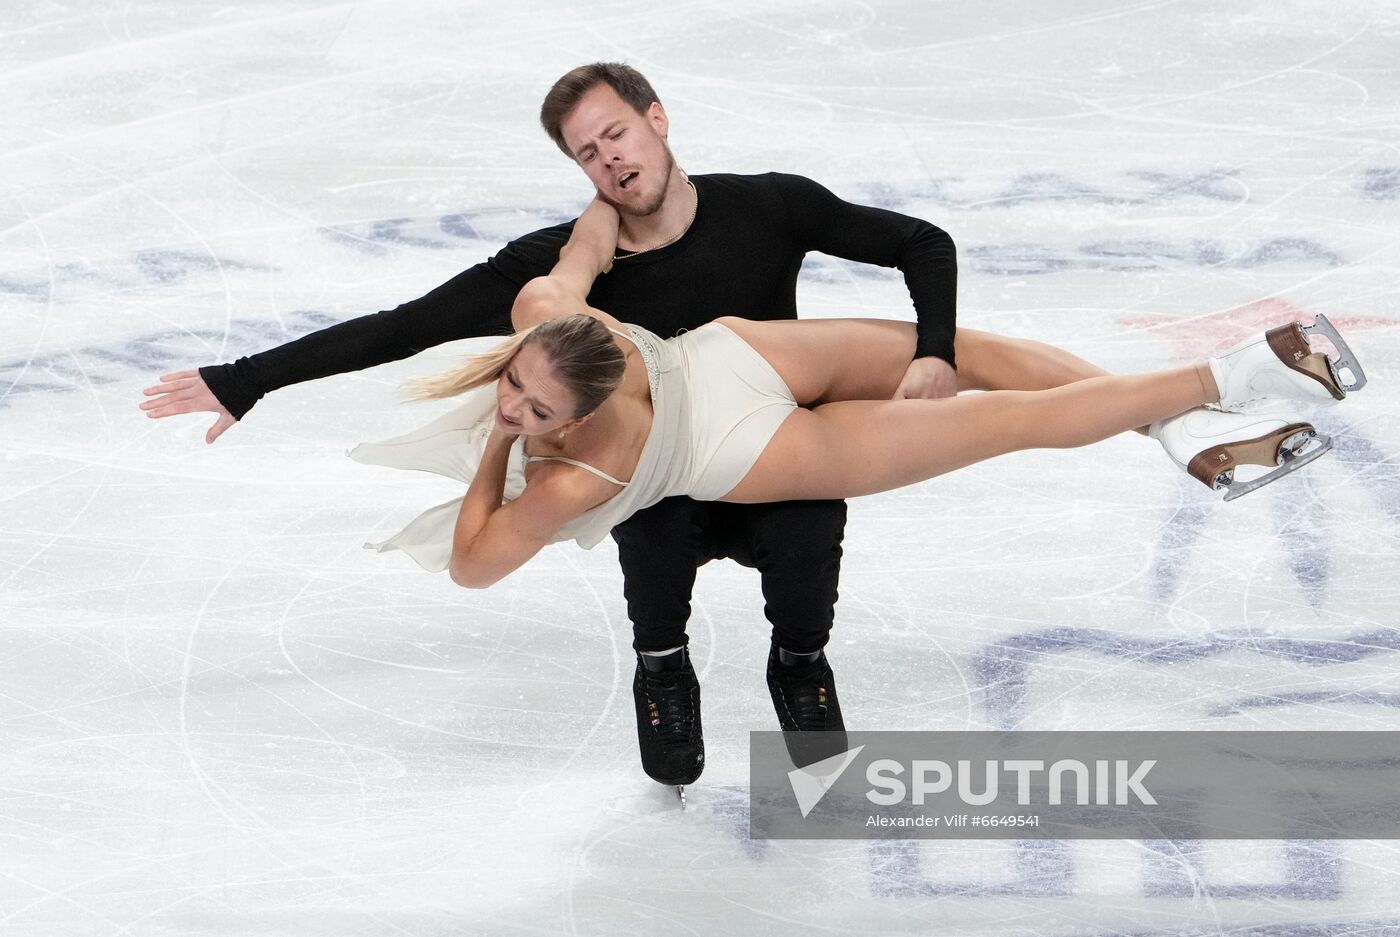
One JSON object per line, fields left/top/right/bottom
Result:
{"left": 511, "top": 198, "right": 621, "bottom": 331}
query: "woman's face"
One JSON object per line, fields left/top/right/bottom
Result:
{"left": 494, "top": 343, "right": 580, "bottom": 436}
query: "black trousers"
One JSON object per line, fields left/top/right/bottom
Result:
{"left": 611, "top": 496, "right": 847, "bottom": 656}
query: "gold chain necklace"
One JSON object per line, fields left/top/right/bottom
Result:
{"left": 611, "top": 179, "right": 697, "bottom": 262}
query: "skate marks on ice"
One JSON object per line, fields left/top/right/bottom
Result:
{"left": 0, "top": 205, "right": 563, "bottom": 305}
{"left": 960, "top": 237, "right": 1343, "bottom": 279}
{"left": 1148, "top": 417, "right": 1397, "bottom": 609}
{"left": 820, "top": 168, "right": 1387, "bottom": 278}
{"left": 0, "top": 310, "right": 338, "bottom": 410}
{"left": 3, "top": 167, "right": 1363, "bottom": 306}
{"left": 971, "top": 625, "right": 1400, "bottom": 731}
{"left": 867, "top": 839, "right": 1344, "bottom": 901}
{"left": 318, "top": 167, "right": 1376, "bottom": 278}
{"left": 0, "top": 249, "right": 271, "bottom": 302}
{"left": 661, "top": 787, "right": 1357, "bottom": 914}
{"left": 317, "top": 206, "right": 576, "bottom": 256}
{"left": 963, "top": 311, "right": 1400, "bottom": 733}
{"left": 848, "top": 168, "right": 1400, "bottom": 211}
{"left": 297, "top": 166, "right": 1385, "bottom": 278}
{"left": 1361, "top": 168, "right": 1400, "bottom": 200}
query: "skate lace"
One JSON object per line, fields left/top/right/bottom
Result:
{"left": 771, "top": 662, "right": 831, "bottom": 732}
{"left": 641, "top": 670, "right": 698, "bottom": 745}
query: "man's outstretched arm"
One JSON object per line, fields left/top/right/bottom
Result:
{"left": 140, "top": 225, "right": 571, "bottom": 442}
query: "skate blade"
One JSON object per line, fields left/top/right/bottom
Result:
{"left": 1222, "top": 433, "right": 1332, "bottom": 502}
{"left": 677, "top": 785, "right": 686, "bottom": 810}
{"left": 1303, "top": 313, "right": 1367, "bottom": 394}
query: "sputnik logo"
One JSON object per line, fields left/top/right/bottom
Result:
{"left": 787, "top": 745, "right": 865, "bottom": 818}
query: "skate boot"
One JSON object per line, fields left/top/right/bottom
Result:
{"left": 1209, "top": 314, "right": 1366, "bottom": 413}
{"left": 1151, "top": 408, "right": 1331, "bottom": 501}
{"left": 766, "top": 644, "right": 848, "bottom": 769}
{"left": 633, "top": 649, "right": 704, "bottom": 794}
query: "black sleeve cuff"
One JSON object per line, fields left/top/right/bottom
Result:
{"left": 914, "top": 334, "right": 956, "bottom": 371}
{"left": 200, "top": 362, "right": 261, "bottom": 421}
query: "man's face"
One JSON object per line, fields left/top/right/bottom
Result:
{"left": 558, "top": 84, "right": 675, "bottom": 217}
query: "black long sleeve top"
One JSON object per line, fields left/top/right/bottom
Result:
{"left": 202, "top": 172, "right": 958, "bottom": 420}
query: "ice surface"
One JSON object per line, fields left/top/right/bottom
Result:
{"left": 3, "top": 1, "right": 1399, "bottom": 934}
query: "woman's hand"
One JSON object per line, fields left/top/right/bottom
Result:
{"left": 578, "top": 195, "right": 621, "bottom": 247}
{"left": 488, "top": 422, "right": 522, "bottom": 444}
{"left": 554, "top": 196, "right": 621, "bottom": 288}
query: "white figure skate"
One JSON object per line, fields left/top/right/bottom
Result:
{"left": 1151, "top": 408, "right": 1331, "bottom": 501}
{"left": 1209, "top": 314, "right": 1366, "bottom": 414}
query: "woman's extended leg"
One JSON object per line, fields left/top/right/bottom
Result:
{"left": 721, "top": 365, "right": 1217, "bottom": 502}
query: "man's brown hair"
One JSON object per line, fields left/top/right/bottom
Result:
{"left": 540, "top": 62, "right": 661, "bottom": 158}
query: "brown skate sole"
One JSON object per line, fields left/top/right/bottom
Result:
{"left": 1186, "top": 422, "right": 1317, "bottom": 490}
{"left": 1265, "top": 323, "right": 1346, "bottom": 401}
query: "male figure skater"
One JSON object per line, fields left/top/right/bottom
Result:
{"left": 142, "top": 63, "right": 961, "bottom": 790}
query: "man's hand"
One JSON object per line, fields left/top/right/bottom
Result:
{"left": 893, "top": 357, "right": 958, "bottom": 400}
{"left": 139, "top": 370, "right": 237, "bottom": 444}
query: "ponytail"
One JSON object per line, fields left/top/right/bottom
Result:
{"left": 404, "top": 315, "right": 627, "bottom": 419}
{"left": 403, "top": 325, "right": 540, "bottom": 401}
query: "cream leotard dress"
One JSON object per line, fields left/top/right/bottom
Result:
{"left": 351, "top": 321, "right": 796, "bottom": 572}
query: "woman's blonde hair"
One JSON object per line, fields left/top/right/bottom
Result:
{"left": 405, "top": 315, "right": 628, "bottom": 419}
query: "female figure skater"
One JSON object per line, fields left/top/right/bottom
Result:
{"left": 353, "top": 199, "right": 1361, "bottom": 589}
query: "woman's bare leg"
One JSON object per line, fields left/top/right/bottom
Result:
{"left": 722, "top": 365, "right": 1217, "bottom": 503}
{"left": 716, "top": 316, "right": 1117, "bottom": 400}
